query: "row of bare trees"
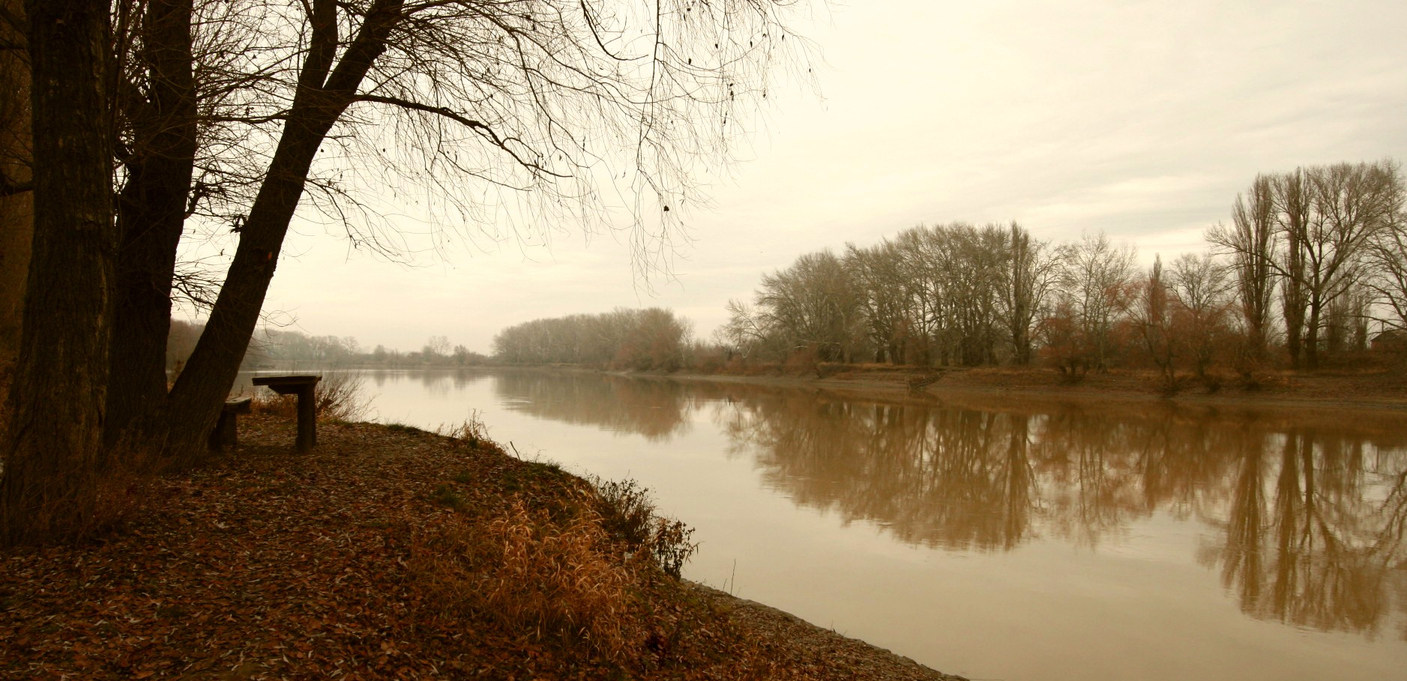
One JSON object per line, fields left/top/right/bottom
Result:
{"left": 720, "top": 161, "right": 1406, "bottom": 375}
{"left": 1209, "top": 160, "right": 1405, "bottom": 369}
{"left": 1, "top": 0, "right": 804, "bottom": 544}
{"left": 720, "top": 222, "right": 1056, "bottom": 366}
{"left": 494, "top": 308, "right": 691, "bottom": 372}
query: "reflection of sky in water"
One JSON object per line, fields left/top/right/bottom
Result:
{"left": 259, "top": 368, "right": 1407, "bottom": 681}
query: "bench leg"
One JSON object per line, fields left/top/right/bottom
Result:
{"left": 209, "top": 411, "right": 239, "bottom": 451}
{"left": 295, "top": 385, "right": 317, "bottom": 451}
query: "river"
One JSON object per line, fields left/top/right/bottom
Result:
{"left": 246, "top": 368, "right": 1407, "bottom": 680}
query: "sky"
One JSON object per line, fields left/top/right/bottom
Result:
{"left": 238, "top": 0, "right": 1407, "bottom": 355}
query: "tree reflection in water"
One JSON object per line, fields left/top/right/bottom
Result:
{"left": 492, "top": 371, "right": 696, "bottom": 442}
{"left": 709, "top": 386, "right": 1407, "bottom": 639}
{"left": 1207, "top": 426, "right": 1407, "bottom": 637}
{"left": 472, "top": 370, "right": 1407, "bottom": 640}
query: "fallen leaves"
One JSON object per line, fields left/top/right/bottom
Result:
{"left": 1, "top": 414, "right": 958, "bottom": 681}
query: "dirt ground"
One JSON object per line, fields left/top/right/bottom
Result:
{"left": 1, "top": 414, "right": 963, "bottom": 681}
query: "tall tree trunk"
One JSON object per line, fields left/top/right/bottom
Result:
{"left": 1228, "top": 175, "right": 1275, "bottom": 363}
{"left": 163, "top": 107, "right": 339, "bottom": 458}
{"left": 1008, "top": 223, "right": 1033, "bottom": 365}
{"left": 0, "top": 0, "right": 31, "bottom": 371}
{"left": 1304, "top": 296, "right": 1322, "bottom": 370}
{"left": 1, "top": 0, "right": 114, "bottom": 544}
{"left": 1279, "top": 173, "right": 1309, "bottom": 370}
{"left": 1282, "top": 274, "right": 1305, "bottom": 369}
{"left": 163, "top": 0, "right": 403, "bottom": 458}
{"left": 106, "top": 0, "right": 198, "bottom": 447}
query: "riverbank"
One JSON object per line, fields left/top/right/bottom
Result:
{"left": 658, "top": 363, "right": 1407, "bottom": 413}
{"left": 0, "top": 414, "right": 962, "bottom": 681}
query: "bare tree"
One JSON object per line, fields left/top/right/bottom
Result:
{"left": 1214, "top": 162, "right": 1399, "bottom": 368}
{"left": 422, "top": 335, "right": 450, "bottom": 360}
{"left": 1294, "top": 162, "right": 1395, "bottom": 365}
{"left": 492, "top": 307, "right": 688, "bottom": 370}
{"left": 845, "top": 240, "right": 909, "bottom": 363}
{"left": 1209, "top": 174, "right": 1276, "bottom": 363}
{"left": 1284, "top": 162, "right": 1398, "bottom": 368}
{"left": 1136, "top": 256, "right": 1176, "bottom": 385}
{"left": 1168, "top": 251, "right": 1232, "bottom": 378}
{"left": 717, "top": 298, "right": 773, "bottom": 360}
{"left": 1323, "top": 284, "right": 1372, "bottom": 354}
{"left": 755, "top": 250, "right": 861, "bottom": 363}
{"left": 1364, "top": 175, "right": 1407, "bottom": 332}
{"left": 1053, "top": 231, "right": 1137, "bottom": 371}
{"left": 94, "top": 0, "right": 810, "bottom": 455}
{"left": 1003, "top": 222, "right": 1055, "bottom": 366}
{"left": 1276, "top": 168, "right": 1313, "bottom": 368}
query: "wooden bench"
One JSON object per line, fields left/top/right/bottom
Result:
{"left": 208, "top": 396, "right": 252, "bottom": 451}
{"left": 252, "top": 374, "right": 321, "bottom": 451}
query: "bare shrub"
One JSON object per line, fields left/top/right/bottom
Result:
{"left": 593, "top": 477, "right": 698, "bottom": 578}
{"left": 314, "top": 372, "right": 372, "bottom": 422}
{"left": 595, "top": 478, "right": 655, "bottom": 546}
{"left": 250, "top": 372, "right": 372, "bottom": 422}
{"left": 440, "top": 410, "right": 489, "bottom": 448}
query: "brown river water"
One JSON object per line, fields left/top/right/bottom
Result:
{"left": 244, "top": 368, "right": 1407, "bottom": 680}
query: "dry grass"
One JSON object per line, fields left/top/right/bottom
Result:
{"left": 412, "top": 499, "right": 647, "bottom": 662}
{"left": 438, "top": 409, "right": 489, "bottom": 448}
{"left": 250, "top": 371, "right": 371, "bottom": 422}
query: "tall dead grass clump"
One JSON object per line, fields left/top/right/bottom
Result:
{"left": 413, "top": 499, "right": 647, "bottom": 662}
{"left": 440, "top": 409, "right": 489, "bottom": 448}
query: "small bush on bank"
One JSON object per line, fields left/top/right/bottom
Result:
{"left": 593, "top": 477, "right": 698, "bottom": 578}
{"left": 431, "top": 483, "right": 467, "bottom": 511}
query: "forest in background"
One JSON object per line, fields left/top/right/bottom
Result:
{"left": 491, "top": 160, "right": 1407, "bottom": 385}
{"left": 177, "top": 159, "right": 1407, "bottom": 385}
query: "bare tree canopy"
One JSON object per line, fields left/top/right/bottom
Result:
{"left": 1210, "top": 161, "right": 1401, "bottom": 368}
{"left": 137, "top": 0, "right": 812, "bottom": 260}
{"left": 97, "top": 0, "right": 814, "bottom": 454}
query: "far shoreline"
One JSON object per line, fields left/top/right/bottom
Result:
{"left": 510, "top": 362, "right": 1407, "bottom": 416}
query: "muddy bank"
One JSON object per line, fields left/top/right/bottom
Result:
{"left": 654, "top": 364, "right": 1407, "bottom": 414}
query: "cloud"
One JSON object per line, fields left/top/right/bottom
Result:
{"left": 245, "top": 0, "right": 1407, "bottom": 353}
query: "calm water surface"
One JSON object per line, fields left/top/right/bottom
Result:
{"left": 275, "top": 369, "right": 1407, "bottom": 681}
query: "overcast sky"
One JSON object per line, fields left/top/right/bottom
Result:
{"left": 241, "top": 0, "right": 1407, "bottom": 354}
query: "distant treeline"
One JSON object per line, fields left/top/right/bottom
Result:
{"left": 716, "top": 160, "right": 1407, "bottom": 377}
{"left": 167, "top": 322, "right": 491, "bottom": 371}
{"left": 492, "top": 308, "right": 691, "bottom": 372}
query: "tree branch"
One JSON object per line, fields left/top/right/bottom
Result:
{"left": 0, "top": 171, "right": 31, "bottom": 197}
{"left": 298, "top": 0, "right": 338, "bottom": 92}
{"left": 350, "top": 93, "right": 566, "bottom": 178}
